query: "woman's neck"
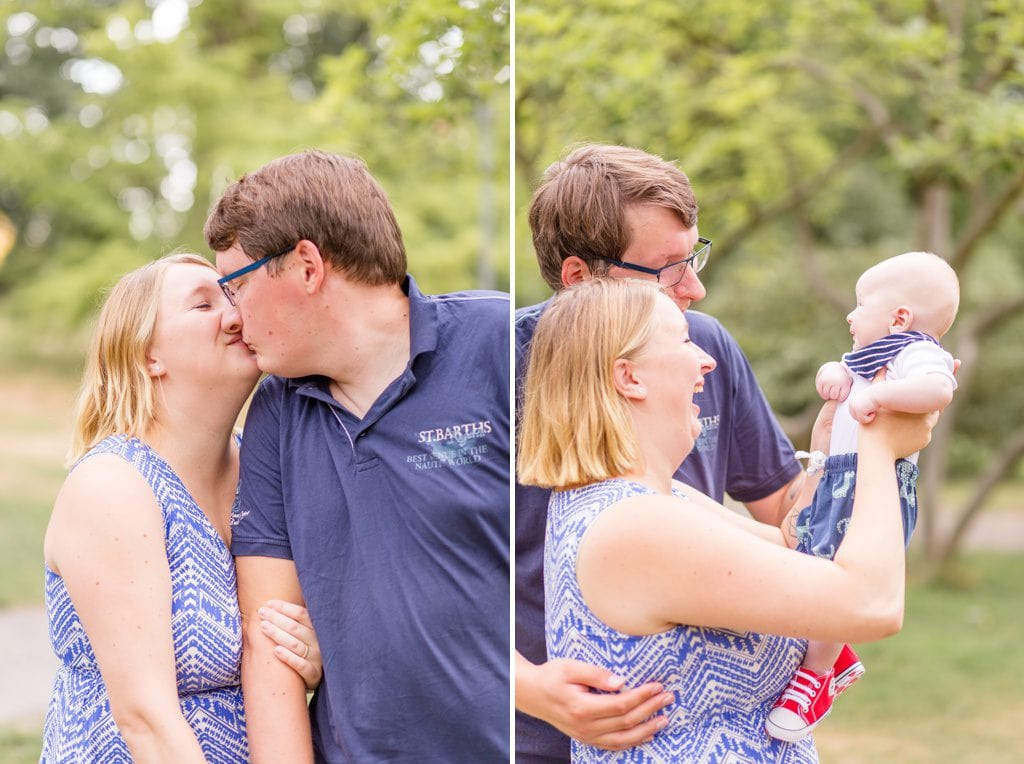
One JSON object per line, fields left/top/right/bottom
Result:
{"left": 628, "top": 412, "right": 692, "bottom": 496}
{"left": 618, "top": 464, "right": 675, "bottom": 495}
{"left": 141, "top": 385, "right": 246, "bottom": 486}
{"left": 141, "top": 398, "right": 241, "bottom": 548}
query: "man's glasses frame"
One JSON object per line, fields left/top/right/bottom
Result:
{"left": 592, "top": 237, "right": 712, "bottom": 288}
{"left": 217, "top": 245, "right": 295, "bottom": 306}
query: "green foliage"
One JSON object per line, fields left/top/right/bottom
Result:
{"left": 0, "top": 0, "right": 510, "bottom": 362}
{"left": 516, "top": 0, "right": 1024, "bottom": 487}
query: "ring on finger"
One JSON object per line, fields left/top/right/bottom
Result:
{"left": 302, "top": 642, "right": 310, "bottom": 660}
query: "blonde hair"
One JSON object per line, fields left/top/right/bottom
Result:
{"left": 69, "top": 253, "right": 217, "bottom": 464}
{"left": 518, "top": 278, "right": 663, "bottom": 490}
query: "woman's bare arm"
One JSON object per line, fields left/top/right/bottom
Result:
{"left": 45, "top": 456, "right": 207, "bottom": 762}
{"left": 579, "top": 409, "right": 932, "bottom": 642}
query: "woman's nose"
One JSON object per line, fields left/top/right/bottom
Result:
{"left": 223, "top": 302, "right": 243, "bottom": 333}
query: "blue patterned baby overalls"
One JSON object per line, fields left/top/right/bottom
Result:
{"left": 42, "top": 436, "right": 247, "bottom": 763}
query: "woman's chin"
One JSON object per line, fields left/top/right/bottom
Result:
{"left": 230, "top": 359, "right": 262, "bottom": 388}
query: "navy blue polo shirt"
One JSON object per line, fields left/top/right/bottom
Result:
{"left": 234, "top": 276, "right": 510, "bottom": 762}
{"left": 514, "top": 300, "right": 800, "bottom": 762}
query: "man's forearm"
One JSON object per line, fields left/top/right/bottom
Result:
{"left": 776, "top": 399, "right": 835, "bottom": 544}
{"left": 235, "top": 555, "right": 314, "bottom": 763}
{"left": 242, "top": 617, "right": 314, "bottom": 764}
{"left": 743, "top": 469, "right": 806, "bottom": 527}
{"left": 514, "top": 651, "right": 540, "bottom": 715}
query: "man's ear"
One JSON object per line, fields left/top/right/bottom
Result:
{"left": 891, "top": 306, "right": 912, "bottom": 332}
{"left": 612, "top": 357, "right": 646, "bottom": 401}
{"left": 294, "top": 239, "right": 327, "bottom": 295}
{"left": 561, "top": 256, "right": 593, "bottom": 287}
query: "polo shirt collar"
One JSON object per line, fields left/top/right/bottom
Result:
{"left": 404, "top": 274, "right": 439, "bottom": 363}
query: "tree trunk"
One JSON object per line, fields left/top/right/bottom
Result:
{"left": 929, "top": 429, "right": 1024, "bottom": 577}
{"left": 475, "top": 100, "right": 496, "bottom": 290}
{"left": 914, "top": 179, "right": 954, "bottom": 561}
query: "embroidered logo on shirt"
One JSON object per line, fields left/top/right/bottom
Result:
{"left": 417, "top": 420, "right": 493, "bottom": 443}
{"left": 229, "top": 495, "right": 249, "bottom": 527}
{"left": 407, "top": 419, "right": 494, "bottom": 471}
{"left": 694, "top": 414, "right": 720, "bottom": 454}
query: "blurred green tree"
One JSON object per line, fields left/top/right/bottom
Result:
{"left": 516, "top": 0, "right": 1024, "bottom": 575}
{"left": 0, "top": 0, "right": 509, "bottom": 359}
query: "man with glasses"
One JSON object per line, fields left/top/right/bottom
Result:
{"left": 515, "top": 143, "right": 806, "bottom": 761}
{"left": 205, "top": 149, "right": 510, "bottom": 762}
{"left": 589, "top": 236, "right": 712, "bottom": 286}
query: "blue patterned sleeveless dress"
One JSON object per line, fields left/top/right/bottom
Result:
{"left": 41, "top": 435, "right": 247, "bottom": 763}
{"left": 545, "top": 478, "right": 818, "bottom": 763}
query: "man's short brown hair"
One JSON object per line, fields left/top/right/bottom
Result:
{"left": 204, "top": 149, "right": 407, "bottom": 285}
{"left": 527, "top": 144, "right": 699, "bottom": 291}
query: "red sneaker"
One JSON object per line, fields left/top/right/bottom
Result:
{"left": 765, "top": 667, "right": 836, "bottom": 742}
{"left": 833, "top": 643, "right": 865, "bottom": 696}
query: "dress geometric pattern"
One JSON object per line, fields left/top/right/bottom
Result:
{"left": 41, "top": 436, "right": 247, "bottom": 763}
{"left": 546, "top": 479, "right": 818, "bottom": 763}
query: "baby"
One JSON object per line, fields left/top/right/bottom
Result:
{"left": 767, "top": 251, "right": 959, "bottom": 742}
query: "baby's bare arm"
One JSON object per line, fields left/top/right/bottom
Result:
{"left": 847, "top": 374, "right": 955, "bottom": 424}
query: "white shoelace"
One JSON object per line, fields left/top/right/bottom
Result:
{"left": 779, "top": 668, "right": 830, "bottom": 712}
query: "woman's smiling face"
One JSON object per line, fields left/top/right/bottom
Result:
{"left": 632, "top": 293, "right": 717, "bottom": 450}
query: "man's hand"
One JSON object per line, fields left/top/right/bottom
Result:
{"left": 516, "top": 654, "right": 672, "bottom": 751}
{"left": 816, "top": 362, "right": 853, "bottom": 402}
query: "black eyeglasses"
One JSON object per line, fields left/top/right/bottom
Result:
{"left": 217, "top": 245, "right": 295, "bottom": 306}
{"left": 593, "top": 237, "right": 712, "bottom": 288}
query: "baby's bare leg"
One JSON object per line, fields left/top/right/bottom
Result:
{"left": 802, "top": 639, "right": 843, "bottom": 674}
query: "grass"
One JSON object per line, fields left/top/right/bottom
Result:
{"left": 0, "top": 369, "right": 75, "bottom": 608}
{"left": 814, "top": 552, "right": 1024, "bottom": 763}
{"left": 939, "top": 479, "right": 1024, "bottom": 515}
{"left": 0, "top": 722, "right": 44, "bottom": 764}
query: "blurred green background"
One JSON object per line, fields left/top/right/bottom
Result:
{"left": 3, "top": 0, "right": 1024, "bottom": 761}
{"left": 515, "top": 1, "right": 1024, "bottom": 761}
{"left": 0, "top": 0, "right": 510, "bottom": 370}
{"left": 0, "top": 0, "right": 509, "bottom": 757}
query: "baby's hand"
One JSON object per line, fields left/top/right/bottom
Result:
{"left": 847, "top": 388, "right": 879, "bottom": 424}
{"left": 816, "top": 362, "right": 853, "bottom": 402}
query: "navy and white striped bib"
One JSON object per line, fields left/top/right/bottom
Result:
{"left": 842, "top": 331, "right": 940, "bottom": 379}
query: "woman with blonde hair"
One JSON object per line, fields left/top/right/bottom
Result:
{"left": 43, "top": 253, "right": 321, "bottom": 762}
{"left": 518, "top": 278, "right": 937, "bottom": 762}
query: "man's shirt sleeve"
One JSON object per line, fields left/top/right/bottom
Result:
{"left": 232, "top": 377, "right": 294, "bottom": 560}
{"left": 711, "top": 318, "right": 801, "bottom": 504}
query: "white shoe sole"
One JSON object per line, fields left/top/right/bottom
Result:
{"left": 834, "top": 662, "right": 865, "bottom": 694}
{"left": 765, "top": 706, "right": 832, "bottom": 743}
